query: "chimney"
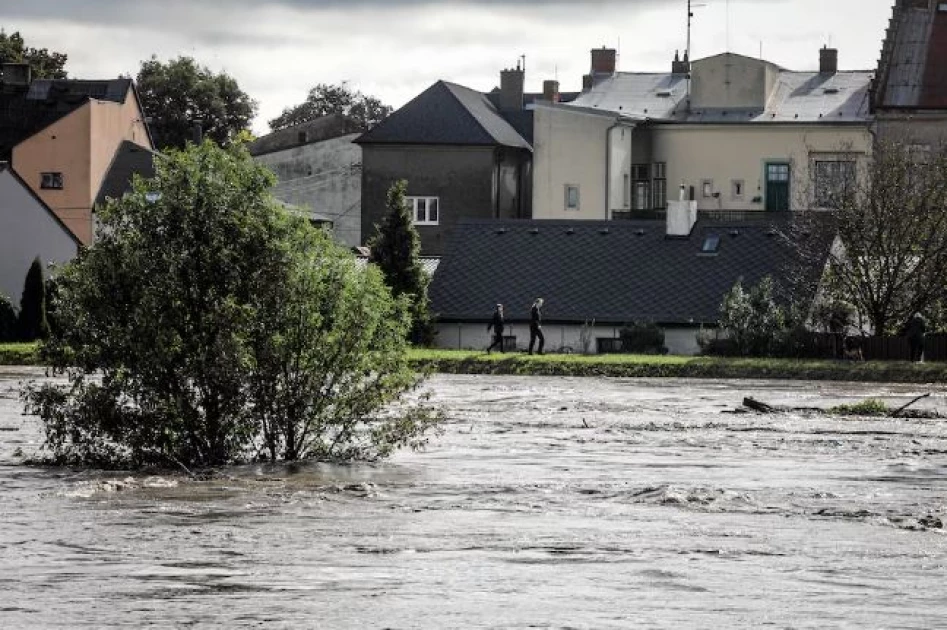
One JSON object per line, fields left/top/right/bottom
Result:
{"left": 498, "top": 62, "right": 525, "bottom": 111}
{"left": 1, "top": 63, "right": 31, "bottom": 87}
{"left": 542, "top": 80, "right": 560, "bottom": 103}
{"left": 582, "top": 74, "right": 593, "bottom": 91}
{"left": 591, "top": 47, "right": 617, "bottom": 75}
{"left": 666, "top": 185, "right": 698, "bottom": 237}
{"left": 820, "top": 46, "right": 838, "bottom": 74}
{"left": 672, "top": 50, "right": 690, "bottom": 75}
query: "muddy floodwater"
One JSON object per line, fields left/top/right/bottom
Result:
{"left": 1, "top": 368, "right": 946, "bottom": 629}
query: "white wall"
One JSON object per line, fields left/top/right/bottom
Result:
{"left": 0, "top": 169, "right": 79, "bottom": 302}
{"left": 254, "top": 134, "right": 362, "bottom": 247}
{"left": 691, "top": 54, "right": 779, "bottom": 110}
{"left": 652, "top": 124, "right": 872, "bottom": 211}
{"left": 532, "top": 106, "right": 617, "bottom": 220}
{"left": 435, "top": 322, "right": 704, "bottom": 356}
{"left": 607, "top": 125, "right": 634, "bottom": 212}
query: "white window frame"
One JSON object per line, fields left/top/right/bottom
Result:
{"left": 564, "top": 184, "right": 580, "bottom": 211}
{"left": 41, "top": 172, "right": 64, "bottom": 190}
{"left": 406, "top": 196, "right": 440, "bottom": 225}
{"left": 813, "top": 159, "right": 856, "bottom": 209}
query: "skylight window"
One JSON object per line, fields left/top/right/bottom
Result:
{"left": 701, "top": 234, "right": 720, "bottom": 253}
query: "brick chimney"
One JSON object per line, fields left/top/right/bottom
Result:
{"left": 672, "top": 50, "right": 690, "bottom": 74}
{"left": 0, "top": 63, "right": 31, "bottom": 87}
{"left": 498, "top": 63, "right": 525, "bottom": 111}
{"left": 820, "top": 46, "right": 838, "bottom": 74}
{"left": 542, "top": 80, "right": 560, "bottom": 103}
{"left": 591, "top": 47, "right": 617, "bottom": 75}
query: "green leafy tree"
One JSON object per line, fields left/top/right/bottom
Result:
{"left": 368, "top": 180, "right": 434, "bottom": 346}
{"left": 268, "top": 82, "right": 392, "bottom": 132}
{"left": 0, "top": 30, "right": 67, "bottom": 79}
{"left": 0, "top": 294, "right": 16, "bottom": 342}
{"left": 24, "top": 142, "right": 438, "bottom": 469}
{"left": 718, "top": 276, "right": 789, "bottom": 357}
{"left": 17, "top": 257, "right": 48, "bottom": 342}
{"left": 136, "top": 56, "right": 258, "bottom": 150}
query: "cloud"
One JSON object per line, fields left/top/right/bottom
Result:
{"left": 0, "top": 0, "right": 889, "bottom": 134}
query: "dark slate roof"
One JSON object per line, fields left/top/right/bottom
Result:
{"left": 248, "top": 113, "right": 363, "bottom": 156}
{"left": 94, "top": 141, "right": 158, "bottom": 207}
{"left": 27, "top": 79, "right": 132, "bottom": 104}
{"left": 875, "top": 0, "right": 947, "bottom": 109}
{"left": 429, "top": 218, "right": 834, "bottom": 325}
{"left": 0, "top": 78, "right": 135, "bottom": 160}
{"left": 355, "top": 81, "right": 531, "bottom": 150}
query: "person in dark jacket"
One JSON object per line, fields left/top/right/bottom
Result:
{"left": 528, "top": 298, "right": 545, "bottom": 355}
{"left": 486, "top": 304, "right": 505, "bottom": 353}
{"left": 906, "top": 312, "right": 927, "bottom": 362}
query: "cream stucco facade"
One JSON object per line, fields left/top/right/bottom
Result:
{"left": 12, "top": 86, "right": 151, "bottom": 244}
{"left": 652, "top": 123, "right": 872, "bottom": 213}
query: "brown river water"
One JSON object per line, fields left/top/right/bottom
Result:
{"left": 1, "top": 367, "right": 946, "bottom": 629}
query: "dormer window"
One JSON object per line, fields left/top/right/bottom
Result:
{"left": 40, "top": 172, "right": 63, "bottom": 190}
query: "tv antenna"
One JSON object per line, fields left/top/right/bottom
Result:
{"left": 686, "top": 0, "right": 707, "bottom": 104}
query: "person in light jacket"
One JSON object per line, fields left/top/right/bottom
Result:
{"left": 528, "top": 298, "right": 545, "bottom": 355}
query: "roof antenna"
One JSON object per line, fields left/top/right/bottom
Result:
{"left": 686, "top": 0, "right": 707, "bottom": 106}
{"left": 726, "top": 0, "right": 731, "bottom": 53}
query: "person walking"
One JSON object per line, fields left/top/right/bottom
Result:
{"left": 528, "top": 298, "right": 545, "bottom": 355}
{"left": 486, "top": 304, "right": 505, "bottom": 353}
{"left": 906, "top": 312, "right": 927, "bottom": 362}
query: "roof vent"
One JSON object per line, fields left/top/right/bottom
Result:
{"left": 823, "top": 87, "right": 840, "bottom": 95}
{"left": 656, "top": 91, "right": 672, "bottom": 98}
{"left": 766, "top": 228, "right": 778, "bottom": 238}
{"left": 565, "top": 227, "right": 576, "bottom": 235}
{"left": 598, "top": 227, "right": 610, "bottom": 235}
{"left": 635, "top": 228, "right": 646, "bottom": 236}
{"left": 529, "top": 228, "right": 540, "bottom": 235}
{"left": 729, "top": 229, "right": 740, "bottom": 237}
{"left": 495, "top": 227, "right": 508, "bottom": 235}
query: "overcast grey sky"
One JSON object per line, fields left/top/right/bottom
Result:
{"left": 0, "top": 0, "right": 892, "bottom": 133}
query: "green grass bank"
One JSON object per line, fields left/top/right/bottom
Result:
{"left": 4, "top": 344, "right": 946, "bottom": 384}
{"left": 408, "top": 349, "right": 947, "bottom": 384}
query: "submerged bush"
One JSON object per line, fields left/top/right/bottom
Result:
{"left": 23, "top": 141, "right": 439, "bottom": 469}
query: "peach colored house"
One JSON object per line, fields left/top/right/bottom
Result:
{"left": 0, "top": 69, "right": 153, "bottom": 244}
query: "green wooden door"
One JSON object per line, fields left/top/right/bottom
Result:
{"left": 765, "top": 163, "right": 790, "bottom": 212}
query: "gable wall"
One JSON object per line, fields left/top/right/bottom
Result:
{"left": 0, "top": 170, "right": 78, "bottom": 301}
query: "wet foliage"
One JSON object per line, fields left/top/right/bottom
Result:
{"left": 22, "top": 142, "right": 440, "bottom": 469}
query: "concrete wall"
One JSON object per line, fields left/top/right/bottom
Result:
{"left": 875, "top": 114, "right": 947, "bottom": 145}
{"left": 607, "top": 124, "right": 633, "bottom": 211}
{"left": 533, "top": 106, "right": 616, "bottom": 220}
{"left": 651, "top": 123, "right": 873, "bottom": 211}
{"left": 254, "top": 133, "right": 362, "bottom": 247}
{"left": 13, "top": 87, "right": 151, "bottom": 245}
{"left": 0, "top": 169, "right": 78, "bottom": 302}
{"left": 361, "top": 145, "right": 502, "bottom": 256}
{"left": 434, "top": 322, "right": 703, "bottom": 355}
{"left": 691, "top": 54, "right": 778, "bottom": 110}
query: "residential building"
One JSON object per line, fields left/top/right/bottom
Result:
{"left": 428, "top": 207, "right": 833, "bottom": 355}
{"left": 873, "top": 0, "right": 947, "bottom": 142}
{"left": 250, "top": 114, "right": 363, "bottom": 247}
{"left": 532, "top": 47, "right": 874, "bottom": 220}
{"left": 355, "top": 68, "right": 536, "bottom": 255}
{"left": 0, "top": 163, "right": 80, "bottom": 302}
{"left": 0, "top": 64, "right": 153, "bottom": 244}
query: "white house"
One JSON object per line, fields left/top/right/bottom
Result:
{"left": 0, "top": 164, "right": 80, "bottom": 302}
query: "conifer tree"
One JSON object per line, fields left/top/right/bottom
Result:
{"left": 368, "top": 180, "right": 434, "bottom": 345}
{"left": 17, "top": 258, "right": 48, "bottom": 341}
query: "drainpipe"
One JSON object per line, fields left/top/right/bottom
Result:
{"left": 606, "top": 118, "right": 621, "bottom": 220}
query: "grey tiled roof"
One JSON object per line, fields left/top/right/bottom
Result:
{"left": 356, "top": 81, "right": 531, "bottom": 149}
{"left": 94, "top": 141, "right": 157, "bottom": 207}
{"left": 875, "top": 1, "right": 947, "bottom": 109}
{"left": 429, "top": 218, "right": 833, "bottom": 325}
{"left": 568, "top": 69, "right": 873, "bottom": 123}
{"left": 248, "top": 113, "right": 362, "bottom": 156}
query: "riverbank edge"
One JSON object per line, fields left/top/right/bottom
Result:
{"left": 4, "top": 344, "right": 946, "bottom": 384}
{"left": 408, "top": 353, "right": 947, "bottom": 384}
